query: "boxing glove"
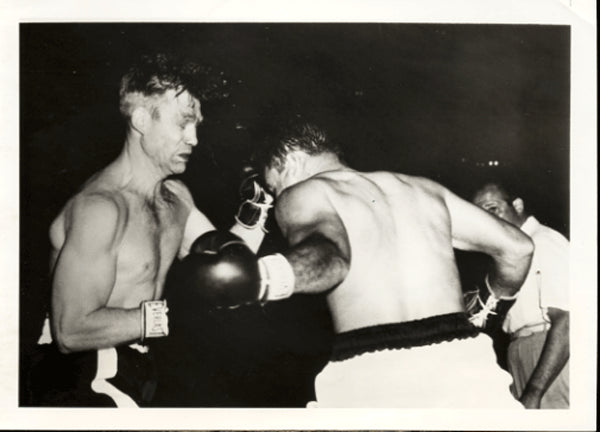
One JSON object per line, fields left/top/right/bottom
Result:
{"left": 235, "top": 167, "right": 273, "bottom": 232}
{"left": 179, "top": 231, "right": 295, "bottom": 309}
{"left": 464, "top": 275, "right": 518, "bottom": 330}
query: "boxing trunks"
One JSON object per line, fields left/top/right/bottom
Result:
{"left": 308, "top": 312, "right": 523, "bottom": 408}
{"left": 26, "top": 343, "right": 157, "bottom": 407}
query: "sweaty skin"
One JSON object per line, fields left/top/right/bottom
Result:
{"left": 48, "top": 90, "right": 202, "bottom": 353}
{"left": 49, "top": 88, "right": 266, "bottom": 354}
{"left": 271, "top": 168, "right": 533, "bottom": 333}
{"left": 49, "top": 177, "right": 191, "bottom": 349}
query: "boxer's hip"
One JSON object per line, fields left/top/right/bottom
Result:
{"left": 26, "top": 343, "right": 157, "bottom": 407}
{"left": 310, "top": 316, "right": 519, "bottom": 408}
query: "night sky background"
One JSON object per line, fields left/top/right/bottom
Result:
{"left": 20, "top": 23, "right": 570, "bottom": 407}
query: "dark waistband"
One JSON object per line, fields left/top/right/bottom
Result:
{"left": 331, "top": 312, "right": 480, "bottom": 362}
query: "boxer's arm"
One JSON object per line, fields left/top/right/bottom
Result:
{"left": 180, "top": 205, "right": 264, "bottom": 256}
{"left": 520, "top": 307, "right": 569, "bottom": 408}
{"left": 51, "top": 195, "right": 142, "bottom": 353}
{"left": 177, "top": 181, "right": 349, "bottom": 307}
{"left": 164, "top": 179, "right": 265, "bottom": 257}
{"left": 230, "top": 222, "right": 265, "bottom": 253}
{"left": 275, "top": 180, "right": 351, "bottom": 294}
{"left": 162, "top": 180, "right": 217, "bottom": 259}
{"left": 443, "top": 187, "right": 534, "bottom": 298}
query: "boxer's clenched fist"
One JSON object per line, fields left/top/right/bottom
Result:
{"left": 177, "top": 230, "right": 294, "bottom": 309}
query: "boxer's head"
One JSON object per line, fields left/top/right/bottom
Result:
{"left": 119, "top": 53, "right": 199, "bottom": 118}
{"left": 260, "top": 122, "right": 344, "bottom": 196}
{"left": 119, "top": 53, "right": 203, "bottom": 175}
{"left": 472, "top": 182, "right": 528, "bottom": 227}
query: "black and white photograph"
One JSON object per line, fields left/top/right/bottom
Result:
{"left": 1, "top": 0, "right": 596, "bottom": 430}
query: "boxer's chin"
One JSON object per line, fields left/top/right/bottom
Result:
{"left": 171, "top": 161, "right": 188, "bottom": 174}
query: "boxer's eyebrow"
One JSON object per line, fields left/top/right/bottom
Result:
{"left": 180, "top": 110, "right": 202, "bottom": 125}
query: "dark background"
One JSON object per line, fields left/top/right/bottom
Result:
{"left": 20, "top": 23, "right": 570, "bottom": 407}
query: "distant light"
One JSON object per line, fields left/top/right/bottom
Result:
{"left": 488, "top": 161, "right": 493, "bottom": 166}
{"left": 494, "top": 161, "right": 499, "bottom": 166}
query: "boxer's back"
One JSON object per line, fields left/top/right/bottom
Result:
{"left": 315, "top": 170, "right": 465, "bottom": 332}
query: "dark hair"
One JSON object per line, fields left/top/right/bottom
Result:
{"left": 119, "top": 53, "right": 229, "bottom": 117}
{"left": 119, "top": 53, "right": 185, "bottom": 116}
{"left": 258, "top": 122, "right": 344, "bottom": 173}
{"left": 472, "top": 181, "right": 516, "bottom": 203}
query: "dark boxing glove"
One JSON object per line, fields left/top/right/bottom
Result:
{"left": 464, "top": 275, "right": 519, "bottom": 330}
{"left": 235, "top": 167, "right": 273, "bottom": 232}
{"left": 180, "top": 230, "right": 295, "bottom": 309}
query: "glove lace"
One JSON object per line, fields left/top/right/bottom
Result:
{"left": 468, "top": 294, "right": 499, "bottom": 328}
{"left": 235, "top": 200, "right": 273, "bottom": 232}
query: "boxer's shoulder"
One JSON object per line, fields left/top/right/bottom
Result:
{"left": 392, "top": 172, "right": 441, "bottom": 191}
{"left": 274, "top": 177, "right": 341, "bottom": 231}
{"left": 157, "top": 178, "right": 194, "bottom": 217}
{"left": 277, "top": 176, "right": 333, "bottom": 207}
{"left": 76, "top": 188, "right": 127, "bottom": 215}
{"left": 60, "top": 189, "right": 128, "bottom": 246}
{"left": 161, "top": 178, "right": 191, "bottom": 199}
{"left": 390, "top": 174, "right": 448, "bottom": 204}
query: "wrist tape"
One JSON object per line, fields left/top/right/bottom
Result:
{"left": 140, "top": 300, "right": 169, "bottom": 342}
{"left": 257, "top": 254, "right": 295, "bottom": 302}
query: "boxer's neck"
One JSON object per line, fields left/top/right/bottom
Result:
{"left": 117, "top": 136, "right": 168, "bottom": 198}
{"left": 303, "top": 152, "right": 345, "bottom": 176}
{"left": 280, "top": 151, "right": 345, "bottom": 191}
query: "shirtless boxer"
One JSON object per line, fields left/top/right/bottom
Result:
{"left": 32, "top": 53, "right": 269, "bottom": 407}
{"left": 184, "top": 123, "right": 534, "bottom": 408}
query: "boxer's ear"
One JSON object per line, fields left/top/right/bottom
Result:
{"left": 512, "top": 197, "right": 525, "bottom": 215}
{"left": 282, "top": 153, "right": 303, "bottom": 186}
{"left": 131, "top": 106, "right": 151, "bottom": 134}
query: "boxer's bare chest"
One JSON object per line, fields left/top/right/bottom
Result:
{"left": 112, "top": 189, "right": 186, "bottom": 305}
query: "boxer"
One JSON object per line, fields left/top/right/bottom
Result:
{"left": 180, "top": 123, "right": 534, "bottom": 408}
{"left": 30, "top": 53, "right": 270, "bottom": 407}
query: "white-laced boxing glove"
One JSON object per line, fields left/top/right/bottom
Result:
{"left": 234, "top": 169, "right": 274, "bottom": 233}
{"left": 464, "top": 275, "right": 519, "bottom": 329}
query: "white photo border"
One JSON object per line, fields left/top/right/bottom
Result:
{"left": 1, "top": 0, "right": 596, "bottom": 430}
